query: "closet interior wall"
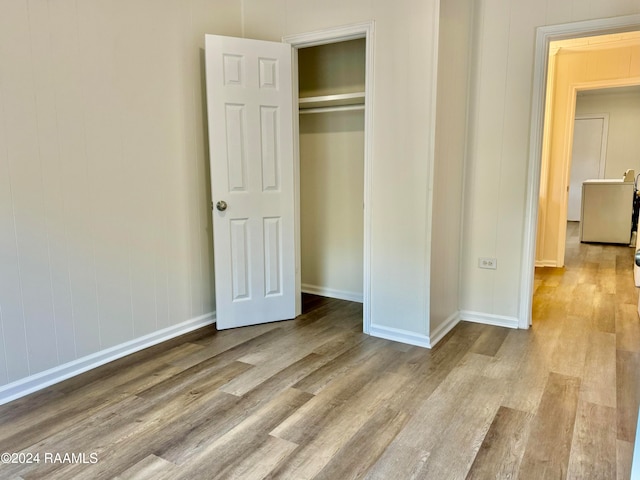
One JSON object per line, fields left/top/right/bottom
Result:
{"left": 298, "top": 39, "right": 365, "bottom": 303}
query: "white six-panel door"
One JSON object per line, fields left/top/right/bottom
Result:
{"left": 205, "top": 35, "right": 295, "bottom": 329}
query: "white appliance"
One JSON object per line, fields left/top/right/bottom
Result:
{"left": 580, "top": 178, "right": 634, "bottom": 244}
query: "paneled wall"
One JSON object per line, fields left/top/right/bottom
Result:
{"left": 460, "top": 0, "right": 640, "bottom": 321}
{"left": 0, "top": 0, "right": 240, "bottom": 392}
{"left": 576, "top": 90, "right": 640, "bottom": 178}
{"left": 430, "top": 0, "right": 474, "bottom": 337}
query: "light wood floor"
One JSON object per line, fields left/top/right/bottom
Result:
{"left": 1, "top": 221, "right": 639, "bottom": 479}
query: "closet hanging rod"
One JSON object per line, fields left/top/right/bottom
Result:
{"left": 299, "top": 104, "right": 365, "bottom": 115}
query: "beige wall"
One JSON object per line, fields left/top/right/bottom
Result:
{"left": 0, "top": 0, "right": 241, "bottom": 390}
{"left": 299, "top": 40, "right": 365, "bottom": 300}
{"left": 536, "top": 35, "right": 640, "bottom": 266}
{"left": 460, "top": 0, "right": 640, "bottom": 321}
{"left": 243, "top": 0, "right": 441, "bottom": 340}
{"left": 576, "top": 90, "right": 640, "bottom": 178}
{"left": 300, "top": 112, "right": 364, "bottom": 300}
{"left": 430, "top": 0, "right": 474, "bottom": 336}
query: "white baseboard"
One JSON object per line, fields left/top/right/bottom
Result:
{"left": 369, "top": 323, "right": 432, "bottom": 348}
{"left": 535, "top": 260, "right": 558, "bottom": 267}
{"left": 0, "top": 312, "right": 216, "bottom": 406}
{"left": 301, "top": 283, "right": 363, "bottom": 303}
{"left": 429, "top": 311, "right": 461, "bottom": 347}
{"left": 459, "top": 310, "right": 519, "bottom": 329}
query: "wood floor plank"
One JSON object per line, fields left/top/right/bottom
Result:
{"left": 170, "top": 322, "right": 282, "bottom": 369}
{"left": 597, "top": 259, "right": 617, "bottom": 295}
{"left": 0, "top": 339, "right": 206, "bottom": 434}
{"left": 57, "top": 341, "right": 207, "bottom": 393}
{"left": 482, "top": 330, "right": 528, "bottom": 382}
{"left": 33, "top": 389, "right": 243, "bottom": 480}
{"left": 155, "top": 337, "right": 370, "bottom": 466}
{"left": 469, "top": 325, "right": 509, "bottom": 357}
{"left": 0, "top": 360, "right": 183, "bottom": 452}
{"left": 135, "top": 359, "right": 254, "bottom": 403}
{"left": 567, "top": 282, "right": 596, "bottom": 318}
{"left": 576, "top": 261, "right": 599, "bottom": 286}
{"left": 291, "top": 336, "right": 392, "bottom": 395}
{"left": 616, "top": 252, "right": 634, "bottom": 274}
{"left": 617, "top": 439, "right": 634, "bottom": 480}
{"left": 592, "top": 291, "right": 616, "bottom": 334}
{"left": 322, "top": 301, "right": 364, "bottom": 331}
{"left": 518, "top": 372, "right": 581, "bottom": 479}
{"left": 616, "top": 349, "right": 640, "bottom": 442}
{"left": 466, "top": 406, "right": 531, "bottom": 480}
{"left": 165, "top": 388, "right": 312, "bottom": 480}
{"left": 499, "top": 327, "right": 561, "bottom": 413}
{"left": 312, "top": 407, "right": 409, "bottom": 480}
{"left": 549, "top": 315, "right": 590, "bottom": 378}
{"left": 237, "top": 323, "right": 340, "bottom": 366}
{"left": 566, "top": 401, "right": 616, "bottom": 480}
{"left": 154, "top": 350, "right": 339, "bottom": 462}
{"left": 270, "top": 346, "right": 402, "bottom": 445}
{"left": 0, "top": 394, "right": 150, "bottom": 479}
{"left": 113, "top": 454, "right": 179, "bottom": 480}
{"left": 0, "top": 222, "right": 638, "bottom": 480}
{"left": 221, "top": 325, "right": 356, "bottom": 396}
{"left": 580, "top": 330, "right": 616, "bottom": 407}
{"left": 363, "top": 353, "right": 496, "bottom": 480}
{"left": 408, "top": 380, "right": 504, "bottom": 479}
{"left": 268, "top": 370, "right": 410, "bottom": 479}
{"left": 212, "top": 435, "right": 299, "bottom": 480}
{"left": 377, "top": 321, "right": 488, "bottom": 417}
{"left": 615, "top": 272, "right": 637, "bottom": 305}
{"left": 616, "top": 303, "right": 640, "bottom": 352}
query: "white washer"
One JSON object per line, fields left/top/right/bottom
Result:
{"left": 580, "top": 178, "right": 634, "bottom": 244}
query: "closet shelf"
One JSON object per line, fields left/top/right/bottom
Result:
{"left": 298, "top": 92, "right": 365, "bottom": 110}
{"left": 299, "top": 104, "right": 365, "bottom": 115}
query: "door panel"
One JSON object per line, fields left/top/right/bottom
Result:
{"left": 205, "top": 34, "right": 295, "bottom": 329}
{"left": 568, "top": 117, "right": 606, "bottom": 222}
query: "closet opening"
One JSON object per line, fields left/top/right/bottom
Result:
{"left": 298, "top": 38, "right": 365, "bottom": 315}
{"left": 284, "top": 23, "right": 373, "bottom": 330}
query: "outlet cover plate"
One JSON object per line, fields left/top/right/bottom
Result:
{"left": 478, "top": 257, "right": 497, "bottom": 270}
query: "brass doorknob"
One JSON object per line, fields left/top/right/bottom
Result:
{"left": 216, "top": 200, "right": 228, "bottom": 212}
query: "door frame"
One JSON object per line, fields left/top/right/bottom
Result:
{"left": 519, "top": 14, "right": 640, "bottom": 329}
{"left": 283, "top": 21, "right": 375, "bottom": 333}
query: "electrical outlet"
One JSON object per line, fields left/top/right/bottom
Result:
{"left": 478, "top": 257, "right": 497, "bottom": 270}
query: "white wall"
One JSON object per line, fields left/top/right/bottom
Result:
{"left": 576, "top": 90, "right": 640, "bottom": 178}
{"left": 0, "top": 0, "right": 241, "bottom": 395}
{"left": 460, "top": 0, "right": 640, "bottom": 322}
{"left": 243, "top": 0, "right": 441, "bottom": 343}
{"left": 430, "top": 0, "right": 474, "bottom": 338}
